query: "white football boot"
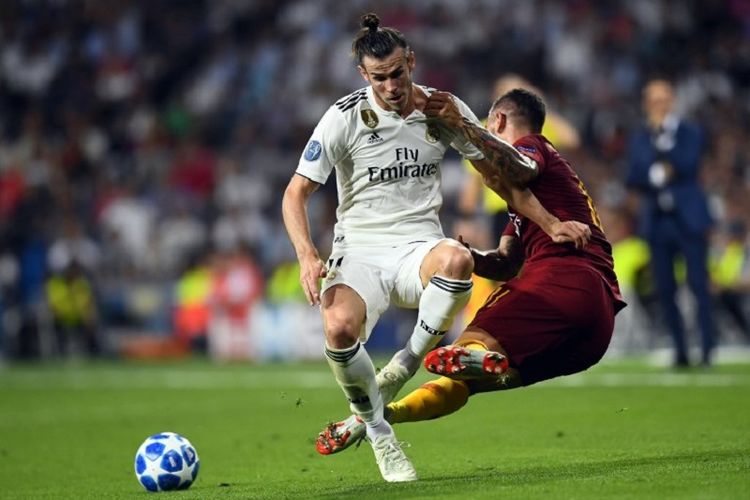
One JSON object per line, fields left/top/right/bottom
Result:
{"left": 370, "top": 432, "right": 418, "bottom": 482}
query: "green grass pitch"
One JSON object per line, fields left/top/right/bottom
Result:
{"left": 1, "top": 358, "right": 748, "bottom": 499}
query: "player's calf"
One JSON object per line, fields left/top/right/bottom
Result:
{"left": 423, "top": 345, "right": 509, "bottom": 380}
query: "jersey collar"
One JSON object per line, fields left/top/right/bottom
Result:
{"left": 366, "top": 85, "right": 429, "bottom": 122}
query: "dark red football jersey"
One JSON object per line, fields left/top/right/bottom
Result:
{"left": 502, "top": 134, "right": 626, "bottom": 311}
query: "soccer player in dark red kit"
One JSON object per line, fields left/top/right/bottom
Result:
{"left": 316, "top": 88, "right": 627, "bottom": 452}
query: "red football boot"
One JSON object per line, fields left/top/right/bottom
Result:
{"left": 423, "top": 345, "right": 509, "bottom": 379}
{"left": 315, "top": 414, "right": 366, "bottom": 455}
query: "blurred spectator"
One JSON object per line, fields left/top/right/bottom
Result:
{"left": 626, "top": 78, "right": 715, "bottom": 367}
{"left": 45, "top": 260, "right": 100, "bottom": 357}
{"left": 208, "top": 245, "right": 264, "bottom": 361}
{"left": 0, "top": 168, "right": 25, "bottom": 220}
{"left": 14, "top": 215, "right": 51, "bottom": 359}
{"left": 47, "top": 215, "right": 101, "bottom": 274}
{"left": 255, "top": 259, "right": 324, "bottom": 361}
{"left": 266, "top": 261, "right": 306, "bottom": 305}
{"left": 212, "top": 204, "right": 269, "bottom": 254}
{"left": 1, "top": 26, "right": 65, "bottom": 97}
{"left": 173, "top": 251, "right": 213, "bottom": 353}
{"left": 168, "top": 135, "right": 217, "bottom": 204}
{"left": 155, "top": 197, "right": 207, "bottom": 274}
{"left": 0, "top": 245, "right": 20, "bottom": 360}
{"left": 212, "top": 156, "right": 272, "bottom": 252}
{"left": 600, "top": 206, "right": 654, "bottom": 353}
{"left": 98, "top": 182, "right": 157, "bottom": 274}
{"left": 710, "top": 220, "right": 750, "bottom": 341}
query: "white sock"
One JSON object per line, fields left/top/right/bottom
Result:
{"left": 324, "top": 342, "right": 389, "bottom": 438}
{"left": 406, "top": 275, "right": 473, "bottom": 361}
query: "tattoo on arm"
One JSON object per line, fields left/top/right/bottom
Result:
{"left": 459, "top": 118, "right": 538, "bottom": 187}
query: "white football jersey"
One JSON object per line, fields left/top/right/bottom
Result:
{"left": 296, "top": 85, "right": 484, "bottom": 247}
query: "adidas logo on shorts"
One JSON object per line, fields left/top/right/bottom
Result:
{"left": 367, "top": 132, "right": 384, "bottom": 144}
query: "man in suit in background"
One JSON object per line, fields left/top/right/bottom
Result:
{"left": 626, "top": 78, "right": 715, "bottom": 366}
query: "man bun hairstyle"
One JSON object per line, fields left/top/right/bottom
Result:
{"left": 362, "top": 12, "right": 379, "bottom": 32}
{"left": 492, "top": 88, "right": 547, "bottom": 134}
{"left": 352, "top": 12, "right": 409, "bottom": 64}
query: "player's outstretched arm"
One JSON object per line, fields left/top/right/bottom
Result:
{"left": 458, "top": 234, "right": 523, "bottom": 282}
{"left": 282, "top": 174, "right": 327, "bottom": 305}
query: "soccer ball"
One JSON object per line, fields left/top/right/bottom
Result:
{"left": 134, "top": 432, "right": 200, "bottom": 492}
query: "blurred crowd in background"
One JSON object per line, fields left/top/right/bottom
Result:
{"left": 0, "top": 0, "right": 749, "bottom": 362}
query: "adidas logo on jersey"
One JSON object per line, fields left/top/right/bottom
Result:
{"left": 367, "top": 132, "right": 384, "bottom": 144}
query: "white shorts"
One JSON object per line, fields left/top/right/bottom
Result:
{"left": 321, "top": 238, "right": 448, "bottom": 342}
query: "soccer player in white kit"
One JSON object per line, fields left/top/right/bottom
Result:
{"left": 282, "top": 13, "right": 589, "bottom": 482}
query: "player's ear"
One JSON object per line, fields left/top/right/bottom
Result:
{"left": 487, "top": 110, "right": 501, "bottom": 135}
{"left": 406, "top": 49, "right": 415, "bottom": 72}
{"left": 494, "top": 111, "right": 508, "bottom": 134}
{"left": 357, "top": 65, "right": 369, "bottom": 83}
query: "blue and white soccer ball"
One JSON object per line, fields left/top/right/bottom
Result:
{"left": 134, "top": 432, "right": 200, "bottom": 492}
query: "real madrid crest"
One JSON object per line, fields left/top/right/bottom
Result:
{"left": 426, "top": 125, "right": 440, "bottom": 143}
{"left": 361, "top": 109, "right": 379, "bottom": 129}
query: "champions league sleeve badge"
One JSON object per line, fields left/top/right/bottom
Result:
{"left": 304, "top": 140, "right": 322, "bottom": 161}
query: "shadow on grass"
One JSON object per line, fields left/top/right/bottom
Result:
{"left": 290, "top": 448, "right": 748, "bottom": 499}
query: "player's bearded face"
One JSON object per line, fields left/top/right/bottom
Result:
{"left": 359, "top": 48, "right": 415, "bottom": 113}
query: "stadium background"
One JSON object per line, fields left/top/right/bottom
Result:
{"left": 0, "top": 0, "right": 749, "bottom": 363}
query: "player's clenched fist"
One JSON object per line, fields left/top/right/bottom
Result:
{"left": 424, "top": 91, "right": 463, "bottom": 129}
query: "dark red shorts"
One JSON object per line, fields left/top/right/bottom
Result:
{"left": 468, "top": 257, "right": 616, "bottom": 386}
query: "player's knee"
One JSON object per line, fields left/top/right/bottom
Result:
{"left": 434, "top": 244, "right": 474, "bottom": 278}
{"left": 323, "top": 310, "right": 362, "bottom": 348}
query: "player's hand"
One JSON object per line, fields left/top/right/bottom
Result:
{"left": 299, "top": 254, "right": 327, "bottom": 306}
{"left": 424, "top": 91, "right": 463, "bottom": 129}
{"left": 459, "top": 234, "right": 511, "bottom": 281}
{"left": 458, "top": 233, "right": 490, "bottom": 270}
{"left": 458, "top": 233, "right": 486, "bottom": 272}
{"left": 547, "top": 220, "right": 591, "bottom": 249}
{"left": 457, "top": 234, "right": 472, "bottom": 250}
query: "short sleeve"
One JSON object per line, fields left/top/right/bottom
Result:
{"left": 295, "top": 106, "right": 348, "bottom": 184}
{"left": 513, "top": 135, "right": 546, "bottom": 174}
{"left": 449, "top": 96, "right": 485, "bottom": 161}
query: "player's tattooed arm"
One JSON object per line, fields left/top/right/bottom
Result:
{"left": 424, "top": 91, "right": 538, "bottom": 188}
{"left": 457, "top": 119, "right": 538, "bottom": 188}
{"left": 458, "top": 235, "right": 523, "bottom": 282}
